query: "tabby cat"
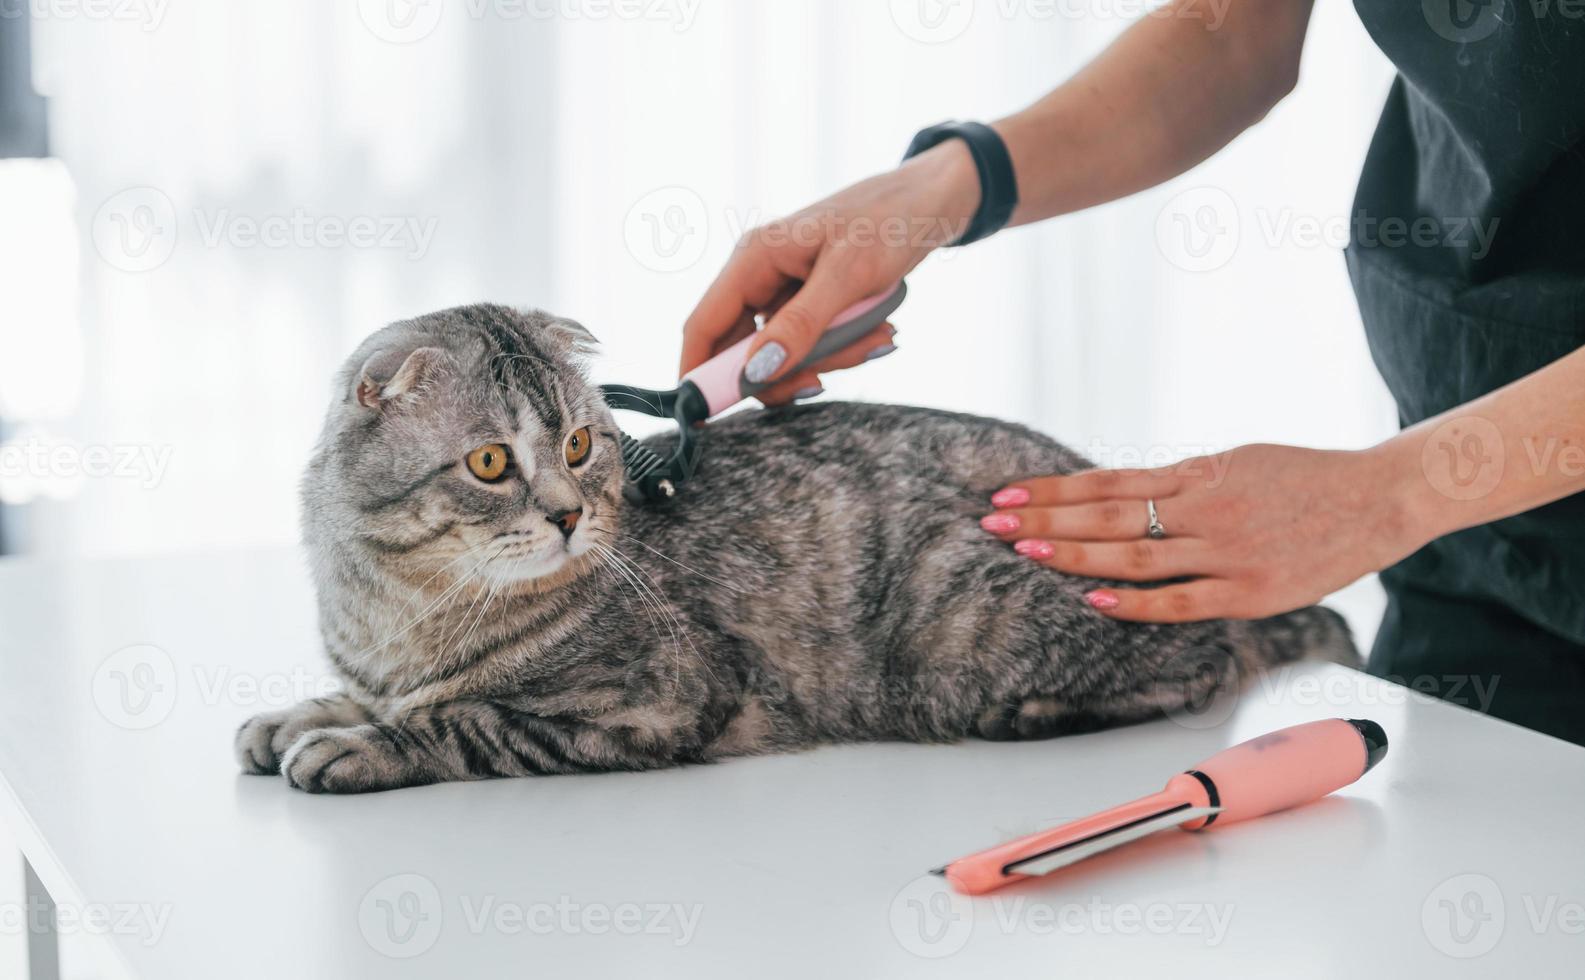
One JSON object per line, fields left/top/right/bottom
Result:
{"left": 235, "top": 304, "right": 1352, "bottom": 793}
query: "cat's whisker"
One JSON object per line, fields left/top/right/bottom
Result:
{"left": 339, "top": 542, "right": 508, "bottom": 673}
{"left": 592, "top": 543, "right": 689, "bottom": 693}
{"left": 384, "top": 539, "right": 497, "bottom": 622}
{"left": 387, "top": 552, "right": 522, "bottom": 732}
{"left": 602, "top": 542, "right": 710, "bottom": 694}
{"left": 614, "top": 532, "right": 747, "bottom": 594}
{"left": 591, "top": 544, "right": 667, "bottom": 646}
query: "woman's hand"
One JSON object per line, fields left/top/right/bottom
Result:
{"left": 679, "top": 141, "right": 980, "bottom": 405}
{"left": 981, "top": 443, "right": 1434, "bottom": 622}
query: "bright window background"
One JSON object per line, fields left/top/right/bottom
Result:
{"left": 5, "top": 0, "right": 1400, "bottom": 665}
{"left": 0, "top": 5, "right": 1396, "bottom": 971}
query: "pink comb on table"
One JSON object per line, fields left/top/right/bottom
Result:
{"left": 933, "top": 718, "right": 1389, "bottom": 895}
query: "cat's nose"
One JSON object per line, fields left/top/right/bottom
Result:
{"left": 546, "top": 507, "right": 583, "bottom": 539}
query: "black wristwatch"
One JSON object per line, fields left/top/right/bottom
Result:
{"left": 902, "top": 120, "right": 1019, "bottom": 246}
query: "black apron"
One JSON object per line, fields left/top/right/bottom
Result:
{"left": 1348, "top": 0, "right": 1585, "bottom": 743}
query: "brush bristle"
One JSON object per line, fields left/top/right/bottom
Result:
{"left": 618, "top": 432, "right": 665, "bottom": 482}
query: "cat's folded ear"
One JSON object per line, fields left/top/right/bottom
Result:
{"left": 542, "top": 317, "right": 599, "bottom": 358}
{"left": 355, "top": 346, "right": 449, "bottom": 409}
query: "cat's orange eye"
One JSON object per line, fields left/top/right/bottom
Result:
{"left": 465, "top": 444, "right": 511, "bottom": 482}
{"left": 565, "top": 426, "right": 592, "bottom": 467}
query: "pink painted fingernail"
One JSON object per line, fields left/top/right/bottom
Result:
{"left": 991, "top": 487, "right": 1030, "bottom": 508}
{"left": 980, "top": 513, "right": 1021, "bottom": 534}
{"left": 1015, "top": 539, "right": 1053, "bottom": 559}
{"left": 1085, "top": 589, "right": 1120, "bottom": 611}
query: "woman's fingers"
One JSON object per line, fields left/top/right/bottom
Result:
{"left": 980, "top": 498, "right": 1179, "bottom": 542}
{"left": 752, "top": 322, "right": 898, "bottom": 406}
{"left": 752, "top": 370, "right": 825, "bottom": 407}
{"left": 1082, "top": 581, "right": 1234, "bottom": 623}
{"left": 680, "top": 237, "right": 812, "bottom": 374}
{"left": 995, "top": 468, "right": 1184, "bottom": 507}
{"left": 744, "top": 251, "right": 876, "bottom": 387}
{"left": 1011, "top": 538, "right": 1210, "bottom": 581}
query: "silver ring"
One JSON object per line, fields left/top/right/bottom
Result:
{"left": 1146, "top": 499, "right": 1167, "bottom": 539}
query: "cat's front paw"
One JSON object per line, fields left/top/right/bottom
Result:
{"left": 235, "top": 710, "right": 298, "bottom": 774}
{"left": 282, "top": 726, "right": 422, "bottom": 794}
{"left": 235, "top": 697, "right": 374, "bottom": 776}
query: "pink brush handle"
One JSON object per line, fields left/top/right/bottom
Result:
{"left": 681, "top": 281, "right": 906, "bottom": 418}
{"left": 941, "top": 718, "right": 1386, "bottom": 895}
{"left": 1177, "top": 717, "right": 1382, "bottom": 827}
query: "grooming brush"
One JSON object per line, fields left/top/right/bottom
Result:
{"left": 932, "top": 718, "right": 1389, "bottom": 895}
{"left": 601, "top": 280, "right": 907, "bottom": 503}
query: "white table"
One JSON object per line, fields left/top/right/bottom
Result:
{"left": 1, "top": 549, "right": 1581, "bottom": 979}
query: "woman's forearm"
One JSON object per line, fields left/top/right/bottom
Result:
{"left": 988, "top": 0, "right": 1315, "bottom": 225}
{"left": 1379, "top": 344, "right": 1585, "bottom": 548}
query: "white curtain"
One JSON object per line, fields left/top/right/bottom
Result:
{"left": 7, "top": 0, "right": 1396, "bottom": 640}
